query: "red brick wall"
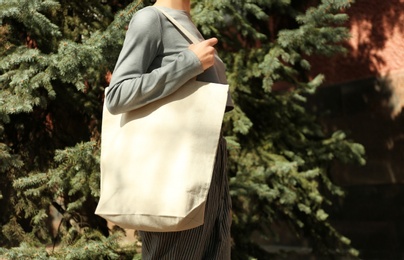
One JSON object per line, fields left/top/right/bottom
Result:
{"left": 310, "top": 0, "right": 404, "bottom": 84}
{"left": 307, "top": 4, "right": 404, "bottom": 257}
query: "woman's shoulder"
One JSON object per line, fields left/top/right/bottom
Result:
{"left": 131, "top": 6, "right": 161, "bottom": 23}
{"left": 128, "top": 6, "right": 162, "bottom": 30}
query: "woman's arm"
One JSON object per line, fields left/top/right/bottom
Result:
{"left": 106, "top": 8, "right": 203, "bottom": 115}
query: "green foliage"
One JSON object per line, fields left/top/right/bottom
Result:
{"left": 0, "top": 0, "right": 141, "bottom": 256}
{"left": 193, "top": 0, "right": 364, "bottom": 258}
{"left": 0, "top": 230, "right": 139, "bottom": 259}
{"left": 0, "top": 0, "right": 365, "bottom": 259}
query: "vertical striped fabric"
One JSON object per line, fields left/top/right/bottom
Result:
{"left": 139, "top": 136, "right": 232, "bottom": 260}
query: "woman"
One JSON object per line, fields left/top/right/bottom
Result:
{"left": 106, "top": 0, "right": 233, "bottom": 259}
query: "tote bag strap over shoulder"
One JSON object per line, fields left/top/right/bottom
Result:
{"left": 154, "top": 7, "right": 200, "bottom": 44}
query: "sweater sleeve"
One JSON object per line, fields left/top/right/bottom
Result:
{"left": 105, "top": 8, "right": 204, "bottom": 115}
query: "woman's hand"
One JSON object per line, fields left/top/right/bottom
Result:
{"left": 188, "top": 38, "right": 218, "bottom": 70}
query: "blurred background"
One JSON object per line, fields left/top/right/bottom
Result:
{"left": 1, "top": 0, "right": 404, "bottom": 259}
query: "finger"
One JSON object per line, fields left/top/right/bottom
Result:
{"left": 204, "top": 37, "right": 218, "bottom": 47}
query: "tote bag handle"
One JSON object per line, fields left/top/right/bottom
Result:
{"left": 154, "top": 7, "right": 200, "bottom": 44}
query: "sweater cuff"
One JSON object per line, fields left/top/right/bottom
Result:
{"left": 183, "top": 49, "right": 204, "bottom": 75}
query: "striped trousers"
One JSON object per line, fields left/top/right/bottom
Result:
{"left": 139, "top": 136, "right": 232, "bottom": 260}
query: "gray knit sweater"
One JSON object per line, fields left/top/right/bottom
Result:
{"left": 106, "top": 6, "right": 233, "bottom": 115}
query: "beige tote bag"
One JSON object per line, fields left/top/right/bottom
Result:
{"left": 95, "top": 8, "right": 229, "bottom": 232}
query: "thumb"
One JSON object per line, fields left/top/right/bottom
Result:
{"left": 204, "top": 37, "right": 218, "bottom": 47}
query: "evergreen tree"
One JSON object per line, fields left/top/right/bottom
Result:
{"left": 191, "top": 0, "right": 365, "bottom": 258}
{"left": 0, "top": 0, "right": 141, "bottom": 258}
{"left": 0, "top": 0, "right": 365, "bottom": 259}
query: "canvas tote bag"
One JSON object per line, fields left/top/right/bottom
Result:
{"left": 95, "top": 7, "right": 229, "bottom": 232}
